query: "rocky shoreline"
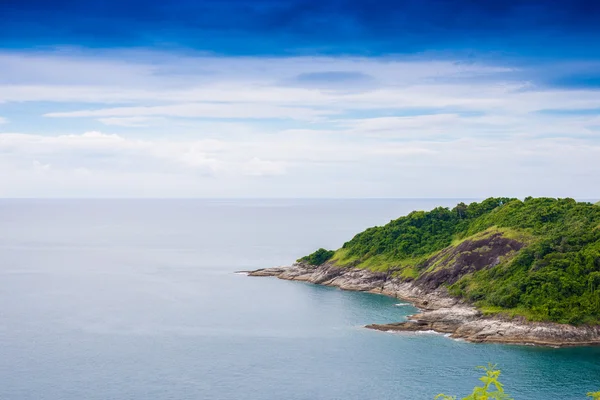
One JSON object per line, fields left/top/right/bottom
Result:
{"left": 244, "top": 263, "right": 600, "bottom": 347}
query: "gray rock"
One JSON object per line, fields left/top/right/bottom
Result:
{"left": 246, "top": 263, "right": 600, "bottom": 347}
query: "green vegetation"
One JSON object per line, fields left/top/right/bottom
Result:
{"left": 302, "top": 198, "right": 600, "bottom": 325}
{"left": 298, "top": 248, "right": 335, "bottom": 265}
{"left": 435, "top": 364, "right": 598, "bottom": 399}
{"left": 436, "top": 364, "right": 512, "bottom": 400}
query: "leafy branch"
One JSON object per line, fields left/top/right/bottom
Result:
{"left": 436, "top": 364, "right": 597, "bottom": 399}
{"left": 436, "top": 364, "right": 513, "bottom": 400}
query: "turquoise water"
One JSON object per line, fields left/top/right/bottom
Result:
{"left": 0, "top": 199, "right": 598, "bottom": 400}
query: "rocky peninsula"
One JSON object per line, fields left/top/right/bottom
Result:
{"left": 245, "top": 262, "right": 600, "bottom": 347}
{"left": 244, "top": 198, "right": 600, "bottom": 347}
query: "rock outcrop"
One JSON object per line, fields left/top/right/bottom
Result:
{"left": 245, "top": 263, "right": 600, "bottom": 347}
{"left": 416, "top": 233, "right": 524, "bottom": 289}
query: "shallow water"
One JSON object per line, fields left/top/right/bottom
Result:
{"left": 0, "top": 199, "right": 598, "bottom": 400}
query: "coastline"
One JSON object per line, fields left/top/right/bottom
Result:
{"left": 244, "top": 263, "right": 600, "bottom": 347}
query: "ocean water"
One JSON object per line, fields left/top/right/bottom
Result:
{"left": 0, "top": 199, "right": 598, "bottom": 400}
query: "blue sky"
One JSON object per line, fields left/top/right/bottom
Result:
{"left": 1, "top": 0, "right": 600, "bottom": 197}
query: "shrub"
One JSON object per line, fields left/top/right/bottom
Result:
{"left": 436, "top": 364, "right": 512, "bottom": 400}
{"left": 298, "top": 248, "right": 335, "bottom": 265}
{"left": 435, "top": 364, "right": 598, "bottom": 399}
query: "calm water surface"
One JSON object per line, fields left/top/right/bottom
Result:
{"left": 0, "top": 199, "right": 598, "bottom": 400}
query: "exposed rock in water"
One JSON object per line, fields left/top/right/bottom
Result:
{"left": 245, "top": 263, "right": 600, "bottom": 347}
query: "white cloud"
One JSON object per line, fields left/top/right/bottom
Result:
{"left": 1, "top": 129, "right": 599, "bottom": 198}
{"left": 32, "top": 159, "right": 51, "bottom": 173}
{"left": 45, "top": 102, "right": 334, "bottom": 121}
{"left": 0, "top": 131, "right": 285, "bottom": 181}
{"left": 97, "top": 116, "right": 163, "bottom": 127}
{"left": 0, "top": 117, "right": 7, "bottom": 124}
{"left": 1, "top": 51, "right": 600, "bottom": 132}
{"left": 369, "top": 145, "right": 438, "bottom": 156}
{"left": 243, "top": 158, "right": 286, "bottom": 176}
{"left": 1, "top": 49, "right": 600, "bottom": 197}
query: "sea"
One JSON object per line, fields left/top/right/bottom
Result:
{"left": 0, "top": 199, "right": 598, "bottom": 400}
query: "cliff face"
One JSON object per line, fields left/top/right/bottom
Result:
{"left": 416, "top": 232, "right": 524, "bottom": 289}
{"left": 247, "top": 263, "right": 600, "bottom": 347}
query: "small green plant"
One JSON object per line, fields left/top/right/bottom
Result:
{"left": 435, "top": 364, "right": 598, "bottom": 399}
{"left": 436, "top": 364, "right": 512, "bottom": 400}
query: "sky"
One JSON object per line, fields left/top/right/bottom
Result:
{"left": 1, "top": 0, "right": 600, "bottom": 198}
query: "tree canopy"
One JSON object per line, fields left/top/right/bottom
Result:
{"left": 302, "top": 198, "right": 600, "bottom": 325}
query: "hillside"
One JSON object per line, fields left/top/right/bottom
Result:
{"left": 299, "top": 198, "right": 600, "bottom": 325}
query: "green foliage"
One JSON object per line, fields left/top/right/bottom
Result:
{"left": 435, "top": 364, "right": 597, "bottom": 399}
{"left": 300, "top": 197, "right": 600, "bottom": 325}
{"left": 298, "top": 248, "right": 335, "bottom": 265}
{"left": 436, "top": 364, "right": 513, "bottom": 400}
{"left": 340, "top": 198, "right": 515, "bottom": 261}
{"left": 450, "top": 198, "right": 600, "bottom": 324}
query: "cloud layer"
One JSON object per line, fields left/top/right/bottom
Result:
{"left": 1, "top": 50, "right": 600, "bottom": 197}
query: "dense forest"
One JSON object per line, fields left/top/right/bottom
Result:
{"left": 299, "top": 198, "right": 600, "bottom": 325}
